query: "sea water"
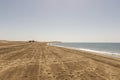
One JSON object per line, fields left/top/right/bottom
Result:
{"left": 53, "top": 43, "right": 120, "bottom": 57}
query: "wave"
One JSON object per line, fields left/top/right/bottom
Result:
{"left": 51, "top": 44, "right": 120, "bottom": 58}
{"left": 78, "top": 48, "right": 120, "bottom": 57}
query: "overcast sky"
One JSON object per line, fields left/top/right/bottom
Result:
{"left": 0, "top": 0, "right": 120, "bottom": 42}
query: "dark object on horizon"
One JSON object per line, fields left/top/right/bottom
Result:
{"left": 28, "top": 40, "right": 35, "bottom": 43}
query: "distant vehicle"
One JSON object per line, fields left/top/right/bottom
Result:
{"left": 28, "top": 40, "right": 35, "bottom": 43}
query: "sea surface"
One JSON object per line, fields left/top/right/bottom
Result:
{"left": 53, "top": 43, "right": 120, "bottom": 57}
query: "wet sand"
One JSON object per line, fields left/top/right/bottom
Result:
{"left": 0, "top": 42, "right": 120, "bottom": 80}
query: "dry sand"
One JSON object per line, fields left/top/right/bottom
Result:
{"left": 0, "top": 42, "right": 120, "bottom": 80}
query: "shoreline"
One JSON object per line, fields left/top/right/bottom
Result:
{"left": 51, "top": 44, "right": 120, "bottom": 59}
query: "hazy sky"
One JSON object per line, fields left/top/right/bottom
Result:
{"left": 0, "top": 0, "right": 120, "bottom": 42}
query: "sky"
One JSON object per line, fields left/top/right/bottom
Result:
{"left": 0, "top": 0, "right": 120, "bottom": 42}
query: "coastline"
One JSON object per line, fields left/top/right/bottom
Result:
{"left": 51, "top": 44, "right": 120, "bottom": 59}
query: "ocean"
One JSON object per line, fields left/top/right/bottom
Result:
{"left": 53, "top": 43, "right": 120, "bottom": 57}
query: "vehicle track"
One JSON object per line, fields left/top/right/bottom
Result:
{"left": 48, "top": 46, "right": 120, "bottom": 80}
{"left": 57, "top": 46, "right": 120, "bottom": 68}
{"left": 0, "top": 43, "right": 30, "bottom": 57}
{"left": 0, "top": 43, "right": 119, "bottom": 80}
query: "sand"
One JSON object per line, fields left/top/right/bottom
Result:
{"left": 0, "top": 42, "right": 120, "bottom": 80}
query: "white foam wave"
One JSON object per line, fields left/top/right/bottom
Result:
{"left": 51, "top": 45, "right": 120, "bottom": 58}
{"left": 78, "top": 48, "right": 120, "bottom": 57}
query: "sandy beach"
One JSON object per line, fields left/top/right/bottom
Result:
{"left": 0, "top": 42, "right": 120, "bottom": 80}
